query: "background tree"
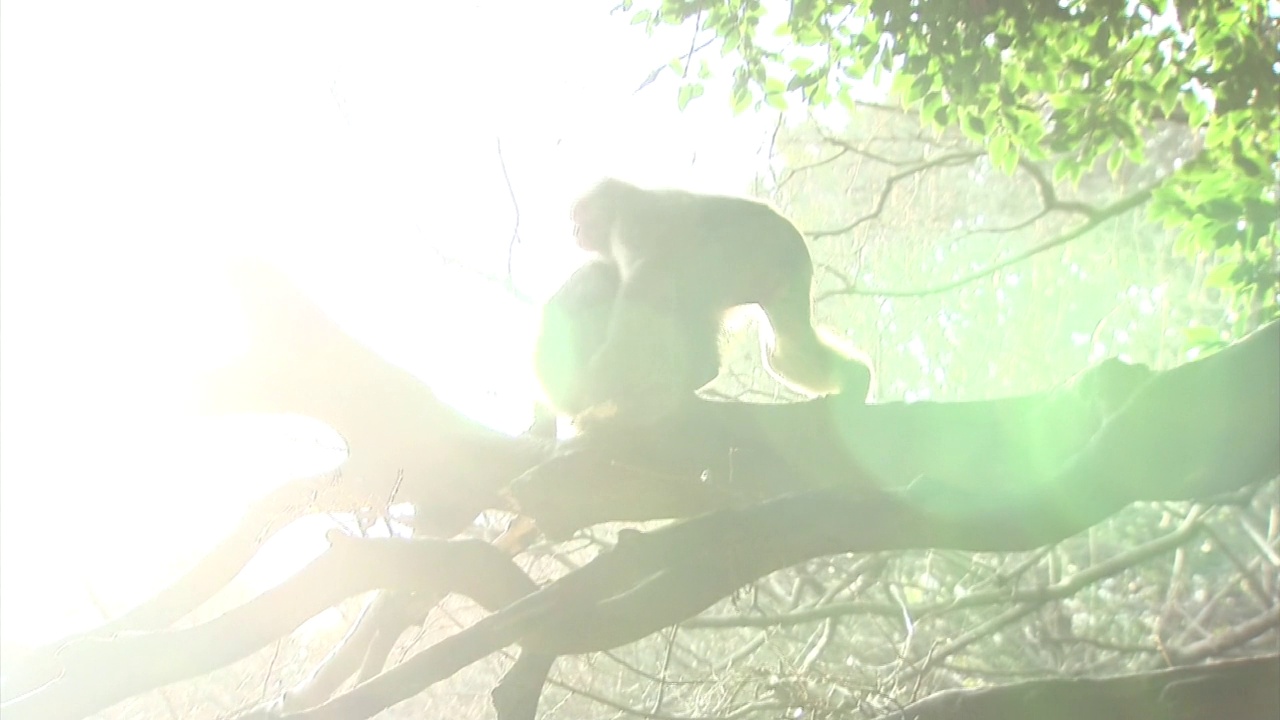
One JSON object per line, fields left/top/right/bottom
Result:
{"left": 630, "top": 0, "right": 1277, "bottom": 336}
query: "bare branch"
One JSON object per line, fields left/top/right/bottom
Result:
{"left": 807, "top": 151, "right": 984, "bottom": 239}
{"left": 831, "top": 184, "right": 1156, "bottom": 298}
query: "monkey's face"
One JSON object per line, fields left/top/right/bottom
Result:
{"left": 571, "top": 200, "right": 614, "bottom": 254}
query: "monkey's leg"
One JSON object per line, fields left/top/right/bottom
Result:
{"left": 759, "top": 289, "right": 873, "bottom": 401}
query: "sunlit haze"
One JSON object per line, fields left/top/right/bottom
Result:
{"left": 0, "top": 1, "right": 777, "bottom": 647}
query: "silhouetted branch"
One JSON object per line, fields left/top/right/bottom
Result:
{"left": 2, "top": 538, "right": 535, "bottom": 720}
{"left": 5, "top": 266, "right": 1273, "bottom": 720}
{"left": 877, "top": 654, "right": 1279, "bottom": 720}
{"left": 820, "top": 183, "right": 1156, "bottom": 299}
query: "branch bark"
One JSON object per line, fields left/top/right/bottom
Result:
{"left": 1, "top": 538, "right": 536, "bottom": 720}
{"left": 878, "top": 654, "right": 1280, "bottom": 720}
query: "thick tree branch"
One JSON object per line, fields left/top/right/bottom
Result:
{"left": 5, "top": 266, "right": 1272, "bottom": 720}
{"left": 1, "top": 538, "right": 535, "bottom": 720}
{"left": 232, "top": 320, "right": 1276, "bottom": 718}
{"left": 877, "top": 654, "right": 1280, "bottom": 720}
{"left": 0, "top": 261, "right": 549, "bottom": 704}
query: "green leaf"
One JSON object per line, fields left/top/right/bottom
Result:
{"left": 1205, "top": 117, "right": 1232, "bottom": 148}
{"left": 1204, "top": 261, "right": 1241, "bottom": 289}
{"left": 630, "top": 9, "right": 651, "bottom": 24}
{"left": 1183, "top": 325, "right": 1223, "bottom": 347}
{"left": 786, "top": 73, "right": 817, "bottom": 91}
{"left": 1067, "top": 59, "right": 1093, "bottom": 75}
{"left": 1106, "top": 147, "right": 1124, "bottom": 177}
{"left": 837, "top": 87, "right": 855, "bottom": 111}
{"left": 905, "top": 73, "right": 933, "bottom": 104}
{"left": 1232, "top": 147, "right": 1263, "bottom": 177}
{"left": 1183, "top": 93, "right": 1210, "bottom": 128}
{"left": 961, "top": 112, "right": 988, "bottom": 140}
{"left": 932, "top": 104, "right": 951, "bottom": 128}
{"left": 890, "top": 70, "right": 912, "bottom": 100}
{"left": 1053, "top": 160, "right": 1072, "bottom": 185}
{"left": 789, "top": 57, "right": 815, "bottom": 74}
{"left": 794, "top": 24, "right": 824, "bottom": 45}
{"left": 721, "top": 27, "right": 740, "bottom": 54}
{"left": 677, "top": 83, "right": 705, "bottom": 110}
{"left": 921, "top": 90, "right": 944, "bottom": 117}
{"left": 989, "top": 134, "right": 1018, "bottom": 175}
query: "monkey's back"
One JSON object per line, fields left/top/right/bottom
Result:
{"left": 624, "top": 190, "right": 813, "bottom": 310}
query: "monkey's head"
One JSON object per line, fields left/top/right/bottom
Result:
{"left": 571, "top": 178, "right": 638, "bottom": 254}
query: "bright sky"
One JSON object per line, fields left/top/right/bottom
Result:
{"left": 0, "top": 1, "right": 781, "bottom": 647}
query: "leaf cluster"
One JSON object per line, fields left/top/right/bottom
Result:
{"left": 624, "top": 0, "right": 1279, "bottom": 323}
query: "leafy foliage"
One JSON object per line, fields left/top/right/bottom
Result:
{"left": 627, "top": 0, "right": 1279, "bottom": 328}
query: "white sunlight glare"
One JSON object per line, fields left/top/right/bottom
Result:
{"left": 0, "top": 1, "right": 775, "bottom": 650}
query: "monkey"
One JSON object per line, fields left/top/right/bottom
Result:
{"left": 534, "top": 178, "right": 873, "bottom": 423}
{"left": 534, "top": 257, "right": 723, "bottom": 418}
{"left": 533, "top": 261, "right": 619, "bottom": 415}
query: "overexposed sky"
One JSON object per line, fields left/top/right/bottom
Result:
{"left": 0, "top": 1, "right": 779, "bottom": 645}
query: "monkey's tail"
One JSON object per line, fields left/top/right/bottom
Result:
{"left": 761, "top": 324, "right": 874, "bottom": 401}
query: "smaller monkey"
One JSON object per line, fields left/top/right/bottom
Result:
{"left": 534, "top": 257, "right": 722, "bottom": 418}
{"left": 535, "top": 178, "right": 873, "bottom": 422}
{"left": 533, "top": 261, "right": 619, "bottom": 417}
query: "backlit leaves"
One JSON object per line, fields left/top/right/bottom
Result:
{"left": 622, "top": 0, "right": 1279, "bottom": 320}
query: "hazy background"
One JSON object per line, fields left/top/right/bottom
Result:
{"left": 0, "top": 0, "right": 778, "bottom": 647}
